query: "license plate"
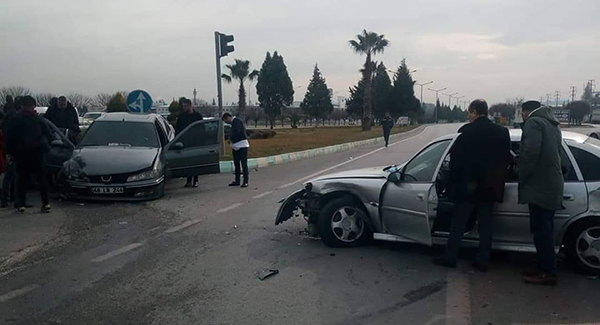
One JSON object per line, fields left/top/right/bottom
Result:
{"left": 91, "top": 187, "right": 124, "bottom": 194}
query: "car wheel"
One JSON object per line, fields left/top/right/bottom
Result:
{"left": 590, "top": 133, "right": 599, "bottom": 139}
{"left": 318, "top": 196, "right": 371, "bottom": 248}
{"left": 565, "top": 218, "right": 600, "bottom": 275}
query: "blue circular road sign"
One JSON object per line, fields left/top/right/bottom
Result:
{"left": 127, "top": 90, "right": 153, "bottom": 114}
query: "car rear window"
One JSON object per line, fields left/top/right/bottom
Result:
{"left": 80, "top": 121, "right": 159, "bottom": 148}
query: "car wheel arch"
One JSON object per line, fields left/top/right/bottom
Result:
{"left": 318, "top": 191, "right": 374, "bottom": 231}
{"left": 562, "top": 215, "right": 600, "bottom": 274}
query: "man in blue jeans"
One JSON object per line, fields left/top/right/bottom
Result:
{"left": 222, "top": 113, "right": 249, "bottom": 188}
{"left": 518, "top": 100, "right": 563, "bottom": 286}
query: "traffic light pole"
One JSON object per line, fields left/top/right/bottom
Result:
{"left": 215, "top": 32, "right": 225, "bottom": 156}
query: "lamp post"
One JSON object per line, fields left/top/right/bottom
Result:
{"left": 442, "top": 92, "right": 459, "bottom": 107}
{"left": 428, "top": 87, "right": 447, "bottom": 123}
{"left": 415, "top": 81, "right": 433, "bottom": 108}
{"left": 455, "top": 95, "right": 465, "bottom": 108}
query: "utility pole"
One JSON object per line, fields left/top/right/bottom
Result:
{"left": 455, "top": 95, "right": 465, "bottom": 108}
{"left": 215, "top": 31, "right": 235, "bottom": 155}
{"left": 428, "top": 87, "right": 446, "bottom": 123}
{"left": 555, "top": 91, "right": 561, "bottom": 107}
{"left": 546, "top": 93, "right": 552, "bottom": 106}
{"left": 461, "top": 100, "right": 469, "bottom": 110}
{"left": 442, "top": 92, "right": 459, "bottom": 107}
{"left": 570, "top": 86, "right": 577, "bottom": 103}
{"left": 193, "top": 88, "right": 197, "bottom": 106}
{"left": 589, "top": 80, "right": 596, "bottom": 93}
{"left": 415, "top": 81, "right": 433, "bottom": 108}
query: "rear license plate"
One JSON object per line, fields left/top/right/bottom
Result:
{"left": 91, "top": 187, "right": 124, "bottom": 194}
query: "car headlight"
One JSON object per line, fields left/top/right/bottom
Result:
{"left": 69, "top": 174, "right": 89, "bottom": 182}
{"left": 127, "top": 169, "right": 160, "bottom": 182}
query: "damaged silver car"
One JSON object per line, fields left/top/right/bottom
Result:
{"left": 276, "top": 130, "right": 600, "bottom": 274}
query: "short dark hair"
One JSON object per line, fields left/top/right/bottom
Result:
{"left": 522, "top": 100, "right": 541, "bottom": 112}
{"left": 180, "top": 98, "right": 192, "bottom": 106}
{"left": 222, "top": 113, "right": 233, "bottom": 120}
{"left": 58, "top": 96, "right": 67, "bottom": 102}
{"left": 468, "top": 99, "right": 488, "bottom": 116}
{"left": 21, "top": 95, "right": 37, "bottom": 108}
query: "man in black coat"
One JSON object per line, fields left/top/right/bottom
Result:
{"left": 222, "top": 113, "right": 249, "bottom": 188}
{"left": 5, "top": 96, "right": 52, "bottom": 213}
{"left": 381, "top": 112, "right": 394, "bottom": 147}
{"left": 174, "top": 98, "right": 203, "bottom": 188}
{"left": 434, "top": 99, "right": 511, "bottom": 271}
{"left": 45, "top": 96, "right": 80, "bottom": 144}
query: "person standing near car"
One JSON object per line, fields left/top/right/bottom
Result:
{"left": 433, "top": 99, "right": 511, "bottom": 272}
{"left": 519, "top": 100, "right": 563, "bottom": 285}
{"left": 5, "top": 96, "right": 52, "bottom": 213}
{"left": 222, "top": 113, "right": 249, "bottom": 188}
{"left": 1, "top": 96, "right": 20, "bottom": 207}
{"left": 381, "top": 112, "right": 394, "bottom": 147}
{"left": 45, "top": 96, "right": 80, "bottom": 144}
{"left": 175, "top": 98, "right": 203, "bottom": 188}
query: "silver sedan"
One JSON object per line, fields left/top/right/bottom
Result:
{"left": 276, "top": 129, "right": 600, "bottom": 274}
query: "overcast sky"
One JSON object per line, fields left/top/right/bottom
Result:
{"left": 1, "top": 0, "right": 599, "bottom": 107}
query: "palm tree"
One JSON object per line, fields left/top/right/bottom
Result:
{"left": 222, "top": 59, "right": 259, "bottom": 118}
{"left": 349, "top": 30, "right": 390, "bottom": 131}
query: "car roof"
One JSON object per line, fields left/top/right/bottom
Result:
{"left": 433, "top": 128, "right": 590, "bottom": 144}
{"left": 95, "top": 112, "right": 160, "bottom": 123}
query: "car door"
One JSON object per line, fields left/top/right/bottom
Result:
{"left": 379, "top": 139, "right": 453, "bottom": 245}
{"left": 43, "top": 118, "right": 75, "bottom": 175}
{"left": 164, "top": 119, "right": 221, "bottom": 178}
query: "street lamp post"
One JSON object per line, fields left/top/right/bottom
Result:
{"left": 415, "top": 81, "right": 433, "bottom": 108}
{"left": 428, "top": 87, "right": 447, "bottom": 123}
{"left": 442, "top": 92, "right": 459, "bottom": 107}
{"left": 455, "top": 95, "right": 465, "bottom": 108}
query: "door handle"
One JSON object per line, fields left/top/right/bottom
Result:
{"left": 563, "top": 194, "right": 575, "bottom": 201}
{"left": 417, "top": 193, "right": 425, "bottom": 201}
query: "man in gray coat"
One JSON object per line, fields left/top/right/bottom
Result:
{"left": 518, "top": 100, "right": 563, "bottom": 285}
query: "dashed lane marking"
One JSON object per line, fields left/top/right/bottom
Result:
{"left": 217, "top": 203, "right": 244, "bottom": 214}
{"left": 0, "top": 284, "right": 41, "bottom": 303}
{"left": 253, "top": 191, "right": 273, "bottom": 199}
{"left": 91, "top": 243, "right": 143, "bottom": 263}
{"left": 164, "top": 219, "right": 203, "bottom": 234}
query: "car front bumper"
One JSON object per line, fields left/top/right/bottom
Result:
{"left": 65, "top": 176, "right": 165, "bottom": 201}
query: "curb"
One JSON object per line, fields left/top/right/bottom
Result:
{"left": 219, "top": 126, "right": 425, "bottom": 173}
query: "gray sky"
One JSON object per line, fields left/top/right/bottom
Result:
{"left": 1, "top": 0, "right": 599, "bottom": 107}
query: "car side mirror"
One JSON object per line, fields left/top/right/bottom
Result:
{"left": 173, "top": 142, "right": 184, "bottom": 150}
{"left": 387, "top": 171, "right": 402, "bottom": 183}
{"left": 51, "top": 139, "right": 65, "bottom": 147}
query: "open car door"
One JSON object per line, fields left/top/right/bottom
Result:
{"left": 164, "top": 119, "right": 221, "bottom": 178}
{"left": 43, "top": 118, "right": 75, "bottom": 176}
{"left": 379, "top": 139, "right": 452, "bottom": 245}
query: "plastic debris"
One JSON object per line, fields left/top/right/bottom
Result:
{"left": 257, "top": 269, "right": 279, "bottom": 281}
{"left": 225, "top": 232, "right": 231, "bottom": 235}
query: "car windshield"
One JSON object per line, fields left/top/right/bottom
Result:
{"left": 84, "top": 113, "right": 102, "bottom": 120}
{"left": 79, "top": 121, "right": 159, "bottom": 148}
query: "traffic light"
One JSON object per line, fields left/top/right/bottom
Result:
{"left": 219, "top": 33, "right": 234, "bottom": 57}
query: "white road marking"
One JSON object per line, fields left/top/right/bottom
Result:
{"left": 253, "top": 191, "right": 273, "bottom": 199}
{"left": 91, "top": 243, "right": 143, "bottom": 263}
{"left": 164, "top": 219, "right": 203, "bottom": 234}
{"left": 0, "top": 284, "right": 40, "bottom": 303}
{"left": 217, "top": 203, "right": 244, "bottom": 214}
{"left": 280, "top": 127, "right": 428, "bottom": 188}
{"left": 445, "top": 268, "right": 471, "bottom": 325}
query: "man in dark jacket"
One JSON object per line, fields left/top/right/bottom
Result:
{"left": 1, "top": 96, "right": 19, "bottom": 207}
{"left": 222, "top": 113, "right": 249, "bottom": 188}
{"left": 5, "top": 96, "right": 52, "bottom": 213}
{"left": 175, "top": 98, "right": 203, "bottom": 187}
{"left": 45, "top": 96, "right": 80, "bottom": 144}
{"left": 519, "top": 100, "right": 563, "bottom": 285}
{"left": 434, "top": 99, "right": 511, "bottom": 271}
{"left": 381, "top": 112, "right": 394, "bottom": 147}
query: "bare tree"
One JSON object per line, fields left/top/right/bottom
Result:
{"left": 0, "top": 86, "right": 32, "bottom": 106}
{"left": 92, "top": 93, "right": 113, "bottom": 108}
{"left": 67, "top": 93, "right": 93, "bottom": 114}
{"left": 35, "top": 93, "right": 57, "bottom": 107}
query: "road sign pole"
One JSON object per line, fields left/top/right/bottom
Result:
{"left": 215, "top": 31, "right": 225, "bottom": 156}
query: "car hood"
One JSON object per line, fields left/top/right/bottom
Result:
{"left": 310, "top": 166, "right": 392, "bottom": 182}
{"left": 69, "top": 146, "right": 159, "bottom": 176}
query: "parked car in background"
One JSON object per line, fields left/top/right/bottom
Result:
{"left": 83, "top": 112, "right": 105, "bottom": 121}
{"left": 276, "top": 129, "right": 600, "bottom": 274}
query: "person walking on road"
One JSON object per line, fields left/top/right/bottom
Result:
{"left": 381, "top": 112, "right": 394, "bottom": 147}
{"left": 433, "top": 99, "right": 511, "bottom": 272}
{"left": 45, "top": 96, "right": 80, "bottom": 144}
{"left": 519, "top": 100, "right": 563, "bottom": 286}
{"left": 175, "top": 98, "right": 203, "bottom": 188}
{"left": 222, "top": 113, "right": 249, "bottom": 188}
{"left": 5, "top": 96, "right": 52, "bottom": 213}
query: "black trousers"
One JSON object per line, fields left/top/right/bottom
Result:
{"left": 16, "top": 155, "right": 49, "bottom": 208}
{"left": 186, "top": 176, "right": 198, "bottom": 184}
{"left": 383, "top": 130, "right": 391, "bottom": 146}
{"left": 1, "top": 162, "right": 16, "bottom": 202}
{"left": 443, "top": 202, "right": 494, "bottom": 265}
{"left": 529, "top": 204, "right": 557, "bottom": 275}
{"left": 233, "top": 148, "right": 249, "bottom": 184}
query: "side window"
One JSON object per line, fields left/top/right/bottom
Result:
{"left": 569, "top": 146, "right": 600, "bottom": 181}
{"left": 403, "top": 140, "right": 451, "bottom": 182}
{"left": 509, "top": 142, "right": 577, "bottom": 182}
{"left": 155, "top": 120, "right": 168, "bottom": 147}
{"left": 173, "top": 121, "right": 218, "bottom": 149}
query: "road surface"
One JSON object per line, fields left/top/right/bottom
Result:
{"left": 1, "top": 124, "right": 599, "bottom": 325}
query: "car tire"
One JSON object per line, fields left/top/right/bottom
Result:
{"left": 590, "top": 133, "right": 599, "bottom": 139}
{"left": 564, "top": 218, "right": 600, "bottom": 275}
{"left": 318, "top": 196, "right": 372, "bottom": 248}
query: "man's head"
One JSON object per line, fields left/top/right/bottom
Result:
{"left": 58, "top": 96, "right": 68, "bottom": 109}
{"left": 222, "top": 113, "right": 233, "bottom": 124}
{"left": 467, "top": 99, "right": 488, "bottom": 122}
{"left": 521, "top": 100, "right": 542, "bottom": 121}
{"left": 21, "top": 96, "right": 37, "bottom": 110}
{"left": 180, "top": 98, "right": 193, "bottom": 113}
{"left": 384, "top": 112, "right": 390, "bottom": 118}
{"left": 5, "top": 95, "right": 13, "bottom": 105}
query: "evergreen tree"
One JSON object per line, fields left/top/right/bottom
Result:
{"left": 167, "top": 99, "right": 179, "bottom": 124}
{"left": 256, "top": 51, "right": 294, "bottom": 129}
{"left": 372, "top": 62, "right": 393, "bottom": 119}
{"left": 301, "top": 64, "right": 333, "bottom": 123}
{"left": 346, "top": 76, "right": 367, "bottom": 119}
{"left": 391, "top": 59, "right": 420, "bottom": 117}
{"left": 106, "top": 92, "right": 127, "bottom": 113}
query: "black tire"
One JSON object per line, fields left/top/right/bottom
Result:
{"left": 318, "top": 196, "right": 372, "bottom": 248}
{"left": 590, "top": 133, "right": 599, "bottom": 139}
{"left": 564, "top": 218, "right": 600, "bottom": 275}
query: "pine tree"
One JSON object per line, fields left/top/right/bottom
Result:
{"left": 346, "top": 75, "right": 369, "bottom": 119}
{"left": 372, "top": 62, "right": 393, "bottom": 120}
{"left": 301, "top": 64, "right": 333, "bottom": 123}
{"left": 106, "top": 92, "right": 127, "bottom": 113}
{"left": 391, "top": 59, "right": 420, "bottom": 117}
{"left": 167, "top": 99, "right": 179, "bottom": 124}
{"left": 256, "top": 52, "right": 294, "bottom": 129}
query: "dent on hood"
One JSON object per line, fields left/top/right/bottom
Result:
{"left": 62, "top": 156, "right": 87, "bottom": 178}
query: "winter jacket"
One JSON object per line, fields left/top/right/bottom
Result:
{"left": 381, "top": 117, "right": 394, "bottom": 133}
{"left": 175, "top": 111, "right": 203, "bottom": 135}
{"left": 5, "top": 108, "right": 52, "bottom": 161}
{"left": 0, "top": 130, "right": 5, "bottom": 173}
{"left": 448, "top": 116, "right": 511, "bottom": 204}
{"left": 45, "top": 102, "right": 80, "bottom": 134}
{"left": 518, "top": 106, "right": 564, "bottom": 211}
{"left": 230, "top": 117, "right": 248, "bottom": 144}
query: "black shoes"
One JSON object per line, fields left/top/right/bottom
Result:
{"left": 184, "top": 182, "right": 192, "bottom": 188}
{"left": 41, "top": 204, "right": 52, "bottom": 213}
{"left": 241, "top": 183, "right": 248, "bottom": 188}
{"left": 229, "top": 182, "right": 240, "bottom": 187}
{"left": 193, "top": 181, "right": 199, "bottom": 188}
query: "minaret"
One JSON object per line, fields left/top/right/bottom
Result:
{"left": 193, "top": 88, "right": 198, "bottom": 106}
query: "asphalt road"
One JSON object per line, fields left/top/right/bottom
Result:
{"left": 1, "top": 123, "right": 600, "bottom": 325}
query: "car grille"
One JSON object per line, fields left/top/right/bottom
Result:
{"left": 89, "top": 174, "right": 130, "bottom": 184}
